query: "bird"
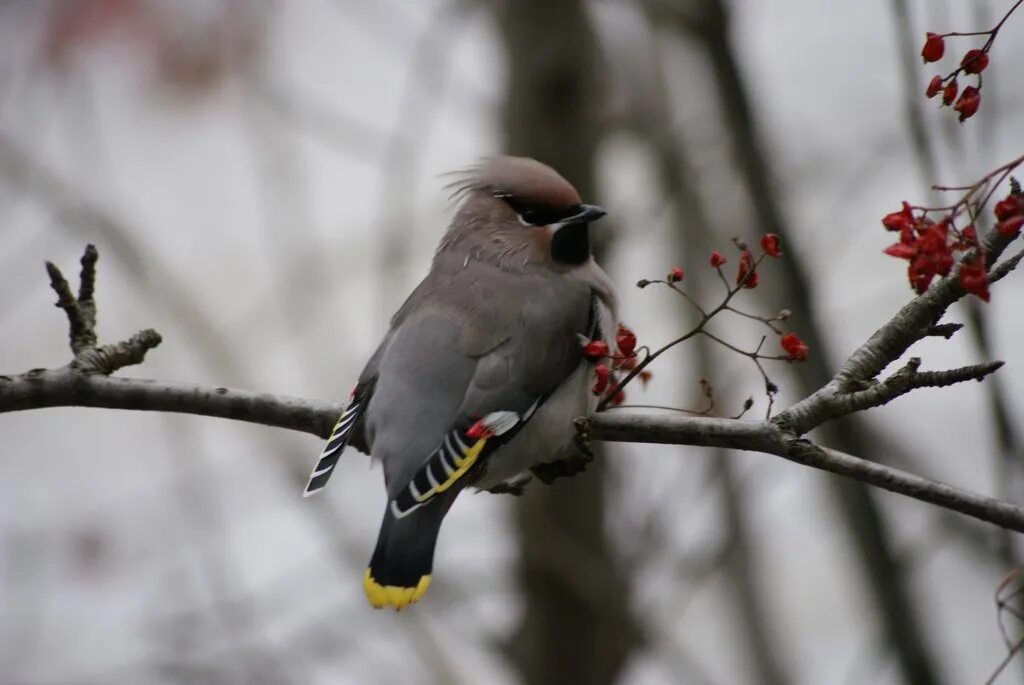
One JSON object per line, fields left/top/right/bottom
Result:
{"left": 303, "top": 156, "right": 619, "bottom": 610}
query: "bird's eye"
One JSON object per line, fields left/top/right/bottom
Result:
{"left": 503, "top": 196, "right": 585, "bottom": 225}
{"left": 519, "top": 209, "right": 541, "bottom": 225}
{"left": 507, "top": 200, "right": 581, "bottom": 227}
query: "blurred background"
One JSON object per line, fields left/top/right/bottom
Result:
{"left": 2, "top": 1, "right": 1024, "bottom": 683}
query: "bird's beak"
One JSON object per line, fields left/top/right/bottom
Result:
{"left": 547, "top": 204, "right": 607, "bottom": 237}
{"left": 565, "top": 204, "right": 607, "bottom": 224}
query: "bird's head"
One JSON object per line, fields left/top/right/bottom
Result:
{"left": 443, "top": 156, "right": 607, "bottom": 266}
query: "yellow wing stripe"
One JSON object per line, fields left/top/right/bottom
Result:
{"left": 432, "top": 438, "right": 485, "bottom": 495}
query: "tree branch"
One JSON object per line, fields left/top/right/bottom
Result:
{"left": 5, "top": 244, "right": 1024, "bottom": 540}
{"left": 4, "top": 367, "right": 1022, "bottom": 533}
{"left": 0, "top": 368, "right": 338, "bottom": 438}
{"left": 585, "top": 413, "right": 1024, "bottom": 533}
{"left": 781, "top": 357, "right": 1004, "bottom": 429}
{"left": 775, "top": 234, "right": 1022, "bottom": 437}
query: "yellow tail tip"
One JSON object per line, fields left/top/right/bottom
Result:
{"left": 363, "top": 569, "right": 431, "bottom": 610}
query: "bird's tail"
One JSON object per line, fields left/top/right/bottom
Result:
{"left": 363, "top": 493, "right": 455, "bottom": 610}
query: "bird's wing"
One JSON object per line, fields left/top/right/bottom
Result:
{"left": 386, "top": 402, "right": 538, "bottom": 518}
{"left": 384, "top": 265, "right": 594, "bottom": 517}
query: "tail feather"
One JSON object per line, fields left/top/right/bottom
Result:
{"left": 364, "top": 492, "right": 456, "bottom": 609}
{"left": 304, "top": 385, "right": 366, "bottom": 497}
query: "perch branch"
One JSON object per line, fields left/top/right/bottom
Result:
{"left": 3, "top": 245, "right": 1023, "bottom": 535}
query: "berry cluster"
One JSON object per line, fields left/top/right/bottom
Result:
{"left": 920, "top": 0, "right": 1021, "bottom": 122}
{"left": 595, "top": 234, "right": 806, "bottom": 419}
{"left": 881, "top": 176, "right": 1024, "bottom": 302}
{"left": 581, "top": 324, "right": 649, "bottom": 405}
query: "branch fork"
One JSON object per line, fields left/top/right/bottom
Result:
{"left": 43, "top": 244, "right": 162, "bottom": 375}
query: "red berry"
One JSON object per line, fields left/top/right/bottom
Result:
{"left": 954, "top": 86, "right": 981, "bottom": 121}
{"left": 925, "top": 75, "right": 943, "bottom": 98}
{"left": 710, "top": 251, "right": 727, "bottom": 267}
{"left": 883, "top": 243, "right": 917, "bottom": 260}
{"left": 667, "top": 266, "right": 684, "bottom": 283}
{"left": 760, "top": 233, "right": 782, "bottom": 257}
{"left": 958, "top": 257, "right": 989, "bottom": 302}
{"left": 961, "top": 49, "right": 989, "bottom": 74}
{"left": 997, "top": 216, "right": 1024, "bottom": 237}
{"left": 942, "top": 79, "right": 959, "bottom": 106}
{"left": 780, "top": 333, "right": 809, "bottom": 361}
{"left": 616, "top": 325, "right": 637, "bottom": 358}
{"left": 882, "top": 203, "right": 914, "bottom": 232}
{"left": 736, "top": 250, "right": 757, "bottom": 288}
{"left": 581, "top": 339, "right": 609, "bottom": 362}
{"left": 994, "top": 195, "right": 1022, "bottom": 221}
{"left": 591, "top": 364, "right": 611, "bottom": 395}
{"left": 921, "top": 33, "right": 945, "bottom": 63}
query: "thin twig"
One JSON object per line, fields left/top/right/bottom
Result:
{"left": 599, "top": 251, "right": 769, "bottom": 410}
{"left": 986, "top": 634, "right": 1024, "bottom": 685}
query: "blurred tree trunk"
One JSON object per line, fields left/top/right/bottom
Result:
{"left": 667, "top": 1, "right": 944, "bottom": 683}
{"left": 495, "top": 2, "right": 638, "bottom": 684}
{"left": 641, "top": 74, "right": 794, "bottom": 684}
{"left": 678, "top": 184, "right": 795, "bottom": 685}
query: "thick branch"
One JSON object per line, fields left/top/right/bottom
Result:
{"left": 586, "top": 412, "right": 1024, "bottom": 533}
{"left": 9, "top": 243, "right": 1023, "bottom": 569}
{"left": 0, "top": 368, "right": 339, "bottom": 439}
{"left": 2, "top": 368, "right": 1022, "bottom": 533}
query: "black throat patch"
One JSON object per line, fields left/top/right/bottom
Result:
{"left": 551, "top": 223, "right": 590, "bottom": 265}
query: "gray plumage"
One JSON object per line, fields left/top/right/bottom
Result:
{"left": 365, "top": 160, "right": 617, "bottom": 493}
{"left": 305, "top": 156, "right": 619, "bottom": 609}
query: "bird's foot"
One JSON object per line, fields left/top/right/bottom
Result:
{"left": 530, "top": 427, "right": 595, "bottom": 485}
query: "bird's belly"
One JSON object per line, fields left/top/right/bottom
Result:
{"left": 475, "top": 361, "right": 595, "bottom": 489}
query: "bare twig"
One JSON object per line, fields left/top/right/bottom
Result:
{"left": 599, "top": 251, "right": 771, "bottom": 411}
{"left": 925, "top": 323, "right": 963, "bottom": 339}
{"left": 791, "top": 357, "right": 1004, "bottom": 427}
{"left": 987, "top": 635, "right": 1024, "bottom": 685}
{"left": 43, "top": 245, "right": 161, "bottom": 374}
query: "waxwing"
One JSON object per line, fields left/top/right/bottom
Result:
{"left": 303, "top": 156, "right": 619, "bottom": 610}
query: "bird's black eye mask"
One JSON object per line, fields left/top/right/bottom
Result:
{"left": 500, "top": 197, "right": 594, "bottom": 264}
{"left": 502, "top": 198, "right": 584, "bottom": 227}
